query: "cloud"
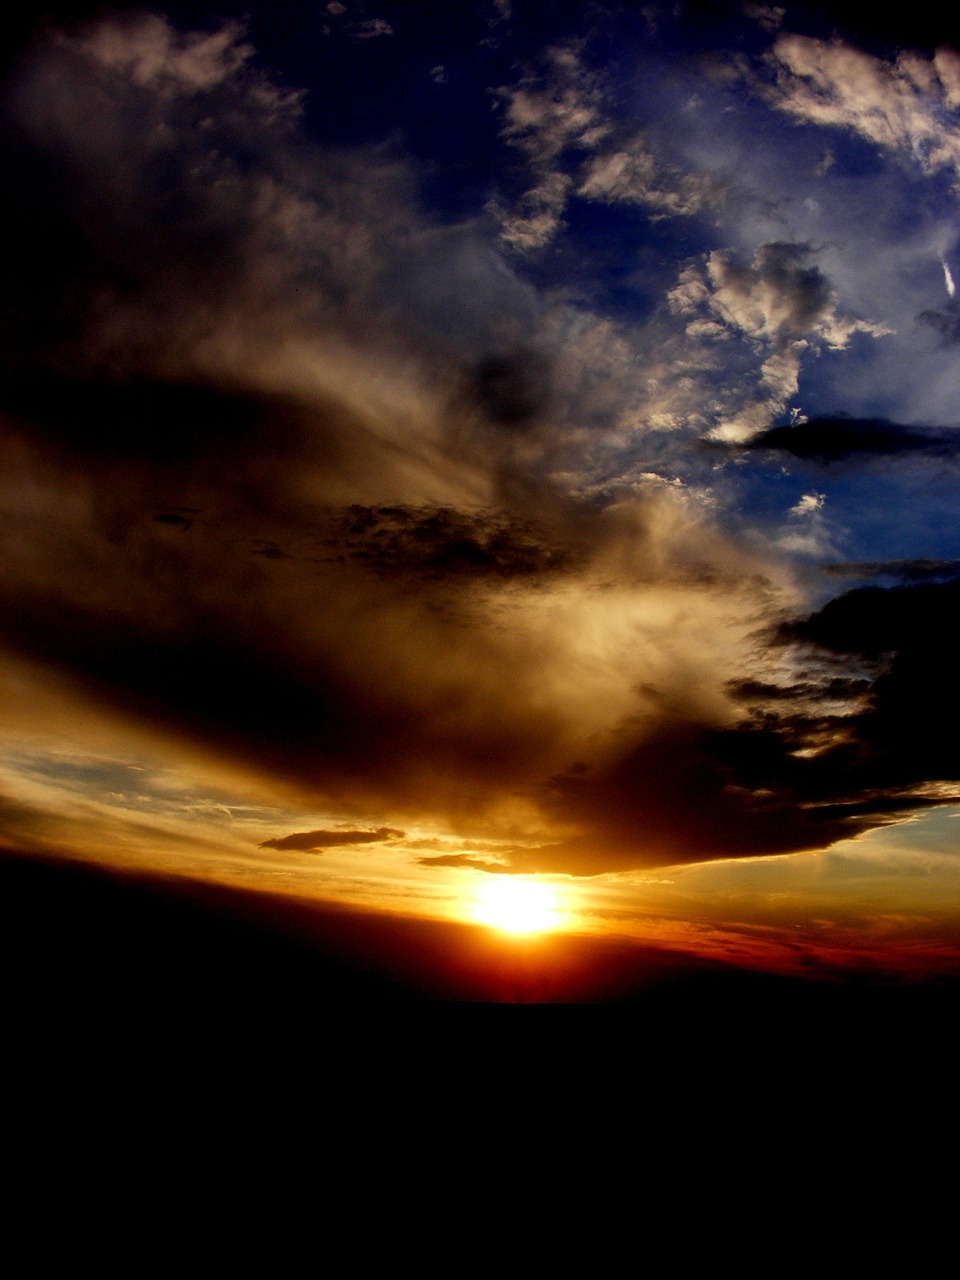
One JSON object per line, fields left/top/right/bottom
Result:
{"left": 918, "top": 299, "right": 960, "bottom": 345}
{"left": 260, "top": 827, "right": 404, "bottom": 852}
{"left": 417, "top": 854, "right": 511, "bottom": 872}
{"left": 577, "top": 135, "right": 714, "bottom": 217}
{"left": 783, "top": 578, "right": 960, "bottom": 787}
{"left": 0, "top": 14, "right": 778, "bottom": 865}
{"left": 744, "top": 417, "right": 960, "bottom": 462}
{"left": 5, "top": 10, "right": 960, "bottom": 883}
{"left": 821, "top": 560, "right": 960, "bottom": 583}
{"left": 744, "top": 4, "right": 785, "bottom": 33}
{"left": 73, "top": 13, "right": 255, "bottom": 95}
{"left": 490, "top": 46, "right": 594, "bottom": 251}
{"left": 700, "top": 243, "right": 864, "bottom": 349}
{"left": 1, "top": 15, "right": 417, "bottom": 394}
{"left": 668, "top": 244, "right": 890, "bottom": 441}
{"left": 492, "top": 42, "right": 711, "bottom": 252}
{"left": 495, "top": 44, "right": 607, "bottom": 164}
{"left": 790, "top": 492, "right": 825, "bottom": 516}
{"left": 348, "top": 19, "right": 393, "bottom": 41}
{"left": 525, "top": 571, "right": 960, "bottom": 872}
{"left": 322, "top": 505, "right": 578, "bottom": 580}
{"left": 728, "top": 676, "right": 871, "bottom": 704}
{"left": 767, "top": 35, "right": 960, "bottom": 188}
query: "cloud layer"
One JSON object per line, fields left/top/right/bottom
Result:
{"left": 3, "top": 7, "right": 960, "bottom": 879}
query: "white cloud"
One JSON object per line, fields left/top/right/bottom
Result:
{"left": 492, "top": 171, "right": 573, "bottom": 252}
{"left": 578, "top": 137, "right": 714, "bottom": 216}
{"left": 494, "top": 45, "right": 710, "bottom": 252}
{"left": 768, "top": 34, "right": 960, "bottom": 189}
{"left": 495, "top": 45, "right": 607, "bottom": 163}
{"left": 668, "top": 243, "right": 890, "bottom": 441}
{"left": 790, "top": 492, "right": 825, "bottom": 517}
{"left": 703, "top": 243, "right": 888, "bottom": 351}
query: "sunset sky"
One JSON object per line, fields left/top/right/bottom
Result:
{"left": 4, "top": 0, "right": 960, "bottom": 998}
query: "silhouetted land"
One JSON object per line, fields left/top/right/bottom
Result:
{"left": 5, "top": 846, "right": 958, "bottom": 1171}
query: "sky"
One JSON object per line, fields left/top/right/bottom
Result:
{"left": 4, "top": 0, "right": 960, "bottom": 997}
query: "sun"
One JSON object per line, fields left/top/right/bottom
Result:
{"left": 472, "top": 877, "right": 560, "bottom": 935}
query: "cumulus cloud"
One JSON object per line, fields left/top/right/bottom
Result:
{"left": 669, "top": 244, "right": 890, "bottom": 441}
{"left": 496, "top": 44, "right": 607, "bottom": 163}
{"left": 702, "top": 243, "right": 871, "bottom": 348}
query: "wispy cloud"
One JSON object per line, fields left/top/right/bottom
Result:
{"left": 766, "top": 35, "right": 960, "bottom": 187}
{"left": 260, "top": 827, "right": 404, "bottom": 851}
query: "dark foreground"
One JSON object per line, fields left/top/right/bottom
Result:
{"left": 4, "top": 847, "right": 957, "bottom": 1176}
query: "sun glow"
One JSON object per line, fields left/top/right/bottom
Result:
{"left": 472, "top": 877, "right": 560, "bottom": 934}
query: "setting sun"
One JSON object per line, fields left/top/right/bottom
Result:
{"left": 473, "top": 877, "right": 560, "bottom": 935}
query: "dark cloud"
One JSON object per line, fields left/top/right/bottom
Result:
{"left": 735, "top": 242, "right": 834, "bottom": 339}
{"left": 521, "top": 699, "right": 957, "bottom": 873}
{"left": 727, "top": 675, "right": 871, "bottom": 703}
{"left": 153, "top": 513, "right": 192, "bottom": 532}
{"left": 501, "top": 577, "right": 960, "bottom": 872}
{"left": 251, "top": 541, "right": 289, "bottom": 560}
{"left": 463, "top": 351, "right": 553, "bottom": 431}
{"left": 0, "top": 483, "right": 587, "bottom": 819}
{"left": 743, "top": 417, "right": 960, "bottom": 463}
{"left": 527, "top": 720, "right": 876, "bottom": 872}
{"left": 820, "top": 559, "right": 960, "bottom": 583}
{"left": 324, "top": 504, "right": 576, "bottom": 580}
{"left": 782, "top": 577, "right": 960, "bottom": 785}
{"left": 0, "top": 374, "right": 291, "bottom": 466}
{"left": 0, "top": 13, "right": 422, "bottom": 389}
{"left": 260, "top": 827, "right": 404, "bottom": 852}
{"left": 787, "top": 579, "right": 960, "bottom": 657}
{"left": 918, "top": 299, "right": 960, "bottom": 345}
{"left": 417, "top": 854, "right": 511, "bottom": 872}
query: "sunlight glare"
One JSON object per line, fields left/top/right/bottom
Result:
{"left": 473, "top": 876, "right": 560, "bottom": 934}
